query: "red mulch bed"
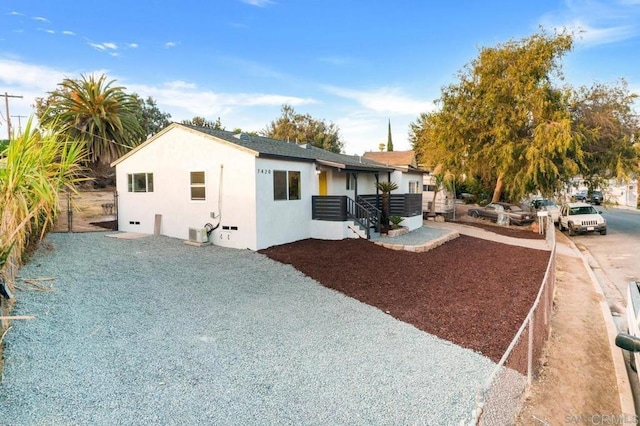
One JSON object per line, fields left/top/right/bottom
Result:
{"left": 259, "top": 232, "right": 550, "bottom": 363}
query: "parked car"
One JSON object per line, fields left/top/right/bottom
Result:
{"left": 587, "top": 190, "right": 604, "bottom": 205}
{"left": 530, "top": 198, "right": 560, "bottom": 224}
{"left": 571, "top": 190, "right": 588, "bottom": 202}
{"left": 558, "top": 202, "right": 607, "bottom": 236}
{"left": 467, "top": 202, "right": 535, "bottom": 226}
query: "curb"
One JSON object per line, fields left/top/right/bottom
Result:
{"left": 561, "top": 232, "right": 636, "bottom": 417}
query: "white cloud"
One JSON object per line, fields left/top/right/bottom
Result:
{"left": 218, "top": 56, "right": 286, "bottom": 80}
{"left": 0, "top": 59, "right": 69, "bottom": 123}
{"left": 8, "top": 11, "right": 24, "bottom": 16}
{"left": 163, "top": 80, "right": 197, "bottom": 90}
{"left": 131, "top": 81, "right": 313, "bottom": 114}
{"left": 560, "top": 19, "right": 637, "bottom": 46}
{"left": 539, "top": 0, "right": 640, "bottom": 47}
{"left": 316, "top": 56, "right": 356, "bottom": 66}
{"left": 38, "top": 28, "right": 55, "bottom": 35}
{"left": 323, "top": 85, "right": 434, "bottom": 116}
{"left": 128, "top": 43, "right": 138, "bottom": 48}
{"left": 0, "top": 58, "right": 66, "bottom": 91}
{"left": 32, "top": 16, "right": 49, "bottom": 23}
{"left": 87, "top": 41, "right": 117, "bottom": 52}
{"left": 164, "top": 41, "right": 178, "bottom": 48}
{"left": 240, "top": 0, "right": 274, "bottom": 7}
{"left": 62, "top": 30, "right": 75, "bottom": 36}
{"left": 88, "top": 42, "right": 106, "bottom": 51}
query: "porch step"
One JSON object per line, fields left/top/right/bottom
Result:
{"left": 347, "top": 221, "right": 368, "bottom": 239}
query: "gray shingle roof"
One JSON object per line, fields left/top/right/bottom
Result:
{"left": 182, "top": 124, "right": 394, "bottom": 172}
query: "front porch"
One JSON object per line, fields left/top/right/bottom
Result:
{"left": 311, "top": 193, "right": 423, "bottom": 239}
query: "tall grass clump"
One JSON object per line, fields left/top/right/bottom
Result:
{"left": 0, "top": 116, "right": 86, "bottom": 296}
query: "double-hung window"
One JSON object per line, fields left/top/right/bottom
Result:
{"left": 190, "top": 171, "right": 206, "bottom": 200}
{"left": 127, "top": 173, "right": 153, "bottom": 193}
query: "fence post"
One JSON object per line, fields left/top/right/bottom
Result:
{"left": 527, "top": 315, "right": 534, "bottom": 386}
{"left": 67, "top": 191, "right": 72, "bottom": 233}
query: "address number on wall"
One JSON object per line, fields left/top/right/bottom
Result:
{"left": 257, "top": 169, "right": 272, "bottom": 174}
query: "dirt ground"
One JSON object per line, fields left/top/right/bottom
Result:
{"left": 516, "top": 236, "right": 623, "bottom": 424}
{"left": 53, "top": 189, "right": 117, "bottom": 233}
{"left": 452, "top": 204, "right": 624, "bottom": 422}
{"left": 260, "top": 235, "right": 550, "bottom": 363}
{"left": 12, "top": 192, "right": 628, "bottom": 422}
{"left": 261, "top": 208, "right": 625, "bottom": 424}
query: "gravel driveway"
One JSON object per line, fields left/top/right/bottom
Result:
{"left": 0, "top": 233, "right": 495, "bottom": 425}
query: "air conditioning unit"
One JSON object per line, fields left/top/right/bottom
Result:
{"left": 188, "top": 227, "right": 208, "bottom": 243}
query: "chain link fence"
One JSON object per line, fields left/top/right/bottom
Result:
{"left": 53, "top": 190, "right": 117, "bottom": 233}
{"left": 471, "top": 217, "right": 557, "bottom": 425}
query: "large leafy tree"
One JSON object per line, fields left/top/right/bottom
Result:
{"left": 182, "top": 116, "right": 224, "bottom": 130}
{"left": 132, "top": 94, "right": 172, "bottom": 141}
{"left": 570, "top": 80, "right": 640, "bottom": 190}
{"left": 263, "top": 104, "right": 344, "bottom": 153}
{"left": 411, "top": 30, "right": 580, "bottom": 202}
{"left": 36, "top": 74, "right": 144, "bottom": 167}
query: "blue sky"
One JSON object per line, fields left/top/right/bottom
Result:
{"left": 0, "top": 0, "right": 639, "bottom": 154}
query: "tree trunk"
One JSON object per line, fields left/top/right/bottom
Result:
{"left": 381, "top": 193, "right": 390, "bottom": 227}
{"left": 430, "top": 189, "right": 438, "bottom": 216}
{"left": 492, "top": 174, "right": 504, "bottom": 203}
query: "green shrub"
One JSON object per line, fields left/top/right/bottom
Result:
{"left": 389, "top": 216, "right": 403, "bottom": 229}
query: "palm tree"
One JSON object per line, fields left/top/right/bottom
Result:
{"left": 39, "top": 74, "right": 144, "bottom": 176}
{"left": 375, "top": 181, "right": 398, "bottom": 230}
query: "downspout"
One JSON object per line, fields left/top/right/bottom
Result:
{"left": 205, "top": 164, "right": 224, "bottom": 239}
{"left": 375, "top": 172, "right": 380, "bottom": 210}
{"left": 353, "top": 172, "right": 358, "bottom": 199}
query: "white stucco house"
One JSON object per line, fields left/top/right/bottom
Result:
{"left": 111, "top": 123, "right": 424, "bottom": 250}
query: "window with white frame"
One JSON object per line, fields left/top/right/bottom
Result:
{"left": 274, "top": 170, "right": 301, "bottom": 201}
{"left": 409, "top": 180, "right": 420, "bottom": 193}
{"left": 127, "top": 173, "right": 154, "bottom": 193}
{"left": 190, "top": 171, "right": 206, "bottom": 200}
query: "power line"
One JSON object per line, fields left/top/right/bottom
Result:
{"left": 11, "top": 115, "right": 27, "bottom": 137}
{"left": 1, "top": 92, "right": 24, "bottom": 140}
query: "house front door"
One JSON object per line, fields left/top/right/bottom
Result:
{"left": 319, "top": 171, "right": 327, "bottom": 195}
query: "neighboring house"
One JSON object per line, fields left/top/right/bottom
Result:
{"left": 567, "top": 177, "right": 638, "bottom": 208}
{"left": 112, "top": 123, "right": 423, "bottom": 250}
{"left": 363, "top": 151, "right": 452, "bottom": 217}
{"left": 361, "top": 150, "right": 425, "bottom": 201}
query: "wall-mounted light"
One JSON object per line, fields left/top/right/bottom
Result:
{"left": 315, "top": 168, "right": 321, "bottom": 175}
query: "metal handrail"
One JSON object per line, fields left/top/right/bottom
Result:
{"left": 356, "top": 196, "right": 381, "bottom": 232}
{"left": 346, "top": 197, "right": 379, "bottom": 238}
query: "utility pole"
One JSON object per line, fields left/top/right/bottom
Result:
{"left": 2, "top": 92, "right": 24, "bottom": 140}
{"left": 11, "top": 115, "right": 27, "bottom": 137}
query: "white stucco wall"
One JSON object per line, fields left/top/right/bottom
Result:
{"left": 115, "top": 127, "right": 427, "bottom": 250}
{"left": 115, "top": 128, "right": 259, "bottom": 250}
{"left": 400, "top": 215, "right": 423, "bottom": 231}
{"left": 254, "top": 158, "right": 316, "bottom": 250}
{"left": 309, "top": 220, "right": 360, "bottom": 240}
{"left": 394, "top": 170, "right": 423, "bottom": 195}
